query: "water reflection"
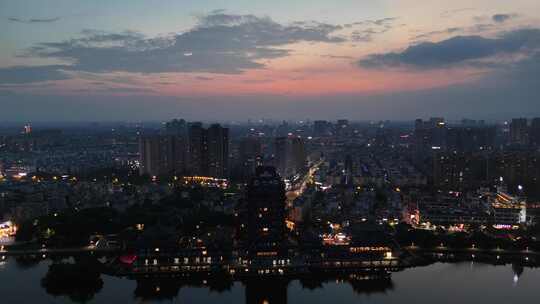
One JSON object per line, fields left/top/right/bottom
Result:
{"left": 0, "top": 257, "right": 535, "bottom": 303}
{"left": 512, "top": 262, "right": 524, "bottom": 287}
{"left": 134, "top": 278, "right": 182, "bottom": 301}
{"left": 41, "top": 257, "right": 104, "bottom": 303}
{"left": 132, "top": 273, "right": 393, "bottom": 303}
{"left": 245, "top": 278, "right": 288, "bottom": 304}
{"left": 14, "top": 255, "right": 41, "bottom": 270}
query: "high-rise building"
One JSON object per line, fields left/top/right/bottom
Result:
{"left": 140, "top": 121, "right": 229, "bottom": 178}
{"left": 499, "top": 151, "right": 540, "bottom": 198}
{"left": 236, "top": 137, "right": 262, "bottom": 181}
{"left": 430, "top": 117, "right": 445, "bottom": 126}
{"left": 510, "top": 118, "right": 529, "bottom": 145}
{"left": 164, "top": 119, "right": 187, "bottom": 136}
{"left": 430, "top": 117, "right": 447, "bottom": 149}
{"left": 313, "top": 120, "right": 331, "bottom": 137}
{"left": 274, "top": 136, "right": 306, "bottom": 178}
{"left": 335, "top": 119, "right": 350, "bottom": 136}
{"left": 207, "top": 124, "right": 229, "bottom": 178}
{"left": 413, "top": 119, "right": 431, "bottom": 154}
{"left": 246, "top": 166, "right": 286, "bottom": 255}
{"left": 432, "top": 152, "right": 488, "bottom": 190}
{"left": 530, "top": 118, "right": 540, "bottom": 148}
{"left": 343, "top": 154, "right": 354, "bottom": 186}
{"left": 447, "top": 126, "right": 496, "bottom": 152}
{"left": 188, "top": 123, "right": 229, "bottom": 177}
{"left": 139, "top": 135, "right": 187, "bottom": 177}
{"left": 337, "top": 119, "right": 349, "bottom": 128}
{"left": 188, "top": 122, "right": 205, "bottom": 175}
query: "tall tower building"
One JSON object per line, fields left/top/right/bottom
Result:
{"left": 313, "top": 120, "right": 330, "bottom": 137}
{"left": 530, "top": 118, "right": 540, "bottom": 148}
{"left": 237, "top": 137, "right": 262, "bottom": 181}
{"left": 188, "top": 122, "right": 205, "bottom": 175}
{"left": 336, "top": 119, "right": 349, "bottom": 136}
{"left": 139, "top": 135, "right": 186, "bottom": 177}
{"left": 164, "top": 119, "right": 187, "bottom": 137}
{"left": 207, "top": 124, "right": 229, "bottom": 178}
{"left": 510, "top": 118, "right": 529, "bottom": 145}
{"left": 188, "top": 123, "right": 229, "bottom": 177}
{"left": 274, "top": 137, "right": 306, "bottom": 178}
{"left": 246, "top": 166, "right": 286, "bottom": 255}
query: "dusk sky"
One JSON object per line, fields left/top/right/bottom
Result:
{"left": 1, "top": 0, "right": 540, "bottom": 121}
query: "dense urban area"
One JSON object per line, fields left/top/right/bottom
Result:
{"left": 1, "top": 117, "right": 540, "bottom": 301}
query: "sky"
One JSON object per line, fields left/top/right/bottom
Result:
{"left": 1, "top": 0, "right": 540, "bottom": 122}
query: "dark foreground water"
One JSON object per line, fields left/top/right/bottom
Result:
{"left": 0, "top": 258, "right": 537, "bottom": 304}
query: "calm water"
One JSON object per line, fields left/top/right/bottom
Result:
{"left": 0, "top": 258, "right": 537, "bottom": 303}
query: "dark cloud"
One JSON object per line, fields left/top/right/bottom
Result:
{"left": 75, "top": 72, "right": 139, "bottom": 85}
{"left": 413, "top": 27, "right": 463, "bottom": 40}
{"left": 72, "top": 86, "right": 155, "bottom": 94}
{"left": 359, "top": 28, "right": 540, "bottom": 69}
{"left": 195, "top": 76, "right": 213, "bottom": 81}
{"left": 0, "top": 65, "right": 70, "bottom": 84}
{"left": 346, "top": 17, "right": 397, "bottom": 27}
{"left": 492, "top": 14, "right": 516, "bottom": 23}
{"left": 351, "top": 28, "right": 384, "bottom": 42}
{"left": 2, "top": 28, "right": 538, "bottom": 122}
{"left": 8, "top": 17, "right": 60, "bottom": 23}
{"left": 469, "top": 23, "right": 495, "bottom": 33}
{"left": 346, "top": 17, "right": 398, "bottom": 42}
{"left": 321, "top": 54, "right": 353, "bottom": 60}
{"left": 0, "top": 82, "right": 56, "bottom": 89}
{"left": 0, "top": 12, "right": 344, "bottom": 84}
{"left": 2, "top": 57, "right": 539, "bottom": 121}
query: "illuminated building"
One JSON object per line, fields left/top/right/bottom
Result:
{"left": 432, "top": 152, "right": 488, "bottom": 191}
{"left": 490, "top": 189, "right": 527, "bottom": 225}
{"left": 413, "top": 118, "right": 447, "bottom": 161}
{"left": 140, "top": 122, "right": 229, "bottom": 178}
{"left": 246, "top": 166, "right": 286, "bottom": 257}
{"left": 0, "top": 221, "right": 17, "bottom": 239}
{"left": 23, "top": 124, "right": 32, "bottom": 135}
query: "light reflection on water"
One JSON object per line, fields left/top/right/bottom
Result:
{"left": 0, "top": 259, "right": 537, "bottom": 304}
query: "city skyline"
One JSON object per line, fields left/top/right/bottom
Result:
{"left": 1, "top": 0, "right": 540, "bottom": 121}
{"left": 3, "top": 2, "right": 540, "bottom": 303}
{"left": 1, "top": 115, "right": 540, "bottom": 303}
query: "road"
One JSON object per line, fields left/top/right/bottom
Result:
{"left": 286, "top": 159, "right": 323, "bottom": 206}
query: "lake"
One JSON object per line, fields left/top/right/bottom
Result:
{"left": 0, "top": 258, "right": 536, "bottom": 303}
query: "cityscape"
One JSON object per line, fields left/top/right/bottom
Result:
{"left": 1, "top": 0, "right": 540, "bottom": 303}
{"left": 1, "top": 118, "right": 540, "bottom": 302}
